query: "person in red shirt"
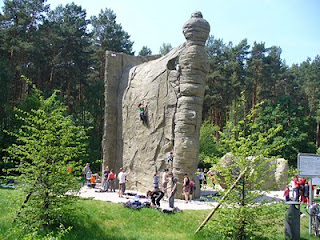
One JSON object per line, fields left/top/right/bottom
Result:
{"left": 293, "top": 175, "right": 300, "bottom": 201}
{"left": 300, "top": 177, "right": 306, "bottom": 185}
{"left": 107, "top": 169, "right": 116, "bottom": 192}
{"left": 283, "top": 185, "right": 291, "bottom": 201}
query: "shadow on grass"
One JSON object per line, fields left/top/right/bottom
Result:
{"left": 0, "top": 186, "right": 15, "bottom": 190}
{"left": 63, "top": 213, "right": 140, "bottom": 240}
{"left": 60, "top": 200, "right": 143, "bottom": 240}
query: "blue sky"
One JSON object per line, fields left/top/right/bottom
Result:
{"left": 1, "top": 0, "right": 319, "bottom": 66}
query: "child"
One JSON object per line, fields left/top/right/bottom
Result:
{"left": 283, "top": 185, "right": 290, "bottom": 201}
{"left": 90, "top": 174, "right": 97, "bottom": 188}
{"left": 153, "top": 172, "right": 160, "bottom": 190}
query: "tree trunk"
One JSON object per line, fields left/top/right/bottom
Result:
{"left": 215, "top": 105, "right": 219, "bottom": 142}
{"left": 67, "top": 80, "right": 71, "bottom": 114}
{"left": 317, "top": 120, "right": 320, "bottom": 148}
{"left": 252, "top": 82, "right": 257, "bottom": 111}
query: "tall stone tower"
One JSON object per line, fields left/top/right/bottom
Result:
{"left": 172, "top": 12, "right": 210, "bottom": 196}
{"left": 102, "top": 12, "right": 210, "bottom": 197}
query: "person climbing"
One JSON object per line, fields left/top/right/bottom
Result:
{"left": 138, "top": 103, "right": 148, "bottom": 124}
{"left": 168, "top": 152, "right": 174, "bottom": 168}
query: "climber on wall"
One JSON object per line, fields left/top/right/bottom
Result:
{"left": 138, "top": 103, "right": 148, "bottom": 124}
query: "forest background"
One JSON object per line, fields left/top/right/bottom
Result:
{"left": 0, "top": 0, "right": 319, "bottom": 176}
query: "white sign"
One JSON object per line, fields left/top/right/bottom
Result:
{"left": 298, "top": 153, "right": 320, "bottom": 176}
{"left": 312, "top": 177, "right": 320, "bottom": 186}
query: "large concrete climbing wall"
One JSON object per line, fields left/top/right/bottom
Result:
{"left": 102, "top": 12, "right": 210, "bottom": 197}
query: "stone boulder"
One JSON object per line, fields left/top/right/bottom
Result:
{"left": 215, "top": 153, "right": 288, "bottom": 190}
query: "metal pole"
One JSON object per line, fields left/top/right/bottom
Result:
{"left": 309, "top": 178, "right": 313, "bottom": 235}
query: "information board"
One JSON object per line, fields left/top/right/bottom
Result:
{"left": 298, "top": 153, "right": 320, "bottom": 177}
{"left": 312, "top": 177, "right": 320, "bottom": 185}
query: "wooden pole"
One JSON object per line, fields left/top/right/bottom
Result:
{"left": 195, "top": 167, "right": 249, "bottom": 234}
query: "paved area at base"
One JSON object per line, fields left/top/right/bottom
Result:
{"left": 78, "top": 184, "right": 284, "bottom": 210}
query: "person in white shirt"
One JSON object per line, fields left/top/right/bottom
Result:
{"left": 118, "top": 167, "right": 128, "bottom": 197}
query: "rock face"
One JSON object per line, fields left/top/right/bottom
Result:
{"left": 216, "top": 153, "right": 288, "bottom": 190}
{"left": 102, "top": 12, "right": 210, "bottom": 197}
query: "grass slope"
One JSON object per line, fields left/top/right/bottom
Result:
{"left": 0, "top": 188, "right": 319, "bottom": 240}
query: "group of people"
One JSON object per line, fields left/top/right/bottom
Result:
{"left": 103, "top": 166, "right": 116, "bottom": 192}
{"left": 197, "top": 168, "right": 215, "bottom": 189}
{"left": 82, "top": 163, "right": 128, "bottom": 197}
{"left": 150, "top": 169, "right": 196, "bottom": 207}
{"left": 82, "top": 163, "right": 100, "bottom": 188}
{"left": 147, "top": 170, "right": 178, "bottom": 208}
{"left": 83, "top": 159, "right": 211, "bottom": 209}
{"left": 283, "top": 175, "right": 311, "bottom": 203}
{"left": 103, "top": 166, "right": 129, "bottom": 198}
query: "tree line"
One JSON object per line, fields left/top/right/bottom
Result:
{"left": 0, "top": 0, "right": 135, "bottom": 174}
{"left": 203, "top": 36, "right": 320, "bottom": 166}
{"left": 0, "top": 0, "right": 319, "bottom": 174}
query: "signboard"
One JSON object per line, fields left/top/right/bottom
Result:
{"left": 312, "top": 177, "right": 320, "bottom": 186}
{"left": 298, "top": 153, "right": 320, "bottom": 177}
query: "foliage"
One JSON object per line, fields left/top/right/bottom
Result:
{"left": 139, "top": 46, "right": 152, "bottom": 56}
{"left": 3, "top": 89, "right": 88, "bottom": 235}
{"left": 210, "top": 105, "right": 284, "bottom": 239}
{"left": 204, "top": 203, "right": 287, "bottom": 240}
{"left": 204, "top": 35, "right": 318, "bottom": 162}
{"left": 254, "top": 97, "right": 316, "bottom": 166}
{"left": 0, "top": 1, "right": 135, "bottom": 173}
{"left": 90, "top": 8, "right": 134, "bottom": 55}
{"left": 0, "top": 0, "right": 319, "bottom": 178}
{"left": 159, "top": 42, "right": 173, "bottom": 56}
{"left": 199, "top": 121, "right": 223, "bottom": 168}
{"left": 204, "top": 36, "right": 249, "bottom": 132}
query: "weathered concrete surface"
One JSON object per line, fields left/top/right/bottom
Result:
{"left": 102, "top": 52, "right": 160, "bottom": 172}
{"left": 102, "top": 12, "right": 210, "bottom": 197}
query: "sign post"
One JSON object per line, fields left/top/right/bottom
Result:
{"left": 297, "top": 153, "right": 320, "bottom": 235}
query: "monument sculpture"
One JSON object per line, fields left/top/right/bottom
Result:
{"left": 102, "top": 12, "right": 210, "bottom": 198}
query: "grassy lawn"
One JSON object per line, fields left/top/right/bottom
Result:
{"left": 0, "top": 188, "right": 319, "bottom": 240}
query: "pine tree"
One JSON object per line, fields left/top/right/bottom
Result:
{"left": 139, "top": 46, "right": 152, "bottom": 56}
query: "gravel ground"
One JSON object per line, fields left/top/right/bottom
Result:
{"left": 78, "top": 184, "right": 285, "bottom": 210}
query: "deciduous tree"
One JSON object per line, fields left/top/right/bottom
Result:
{"left": 5, "top": 85, "right": 88, "bottom": 235}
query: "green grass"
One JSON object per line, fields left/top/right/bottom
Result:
{"left": 0, "top": 188, "right": 319, "bottom": 240}
{"left": 0, "top": 188, "right": 16, "bottom": 239}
